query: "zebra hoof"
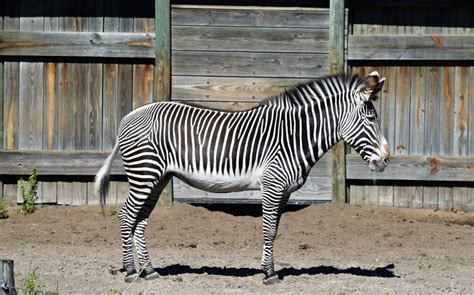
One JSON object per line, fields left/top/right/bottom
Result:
{"left": 143, "top": 270, "right": 159, "bottom": 281}
{"left": 263, "top": 274, "right": 280, "bottom": 285}
{"left": 124, "top": 270, "right": 140, "bottom": 283}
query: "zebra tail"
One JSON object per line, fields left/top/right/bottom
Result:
{"left": 95, "top": 141, "right": 120, "bottom": 215}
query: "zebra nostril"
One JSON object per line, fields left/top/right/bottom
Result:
{"left": 383, "top": 158, "right": 390, "bottom": 164}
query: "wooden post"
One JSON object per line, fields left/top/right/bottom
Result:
{"left": 0, "top": 260, "right": 15, "bottom": 295}
{"left": 154, "top": 0, "right": 173, "bottom": 206}
{"left": 329, "top": 0, "right": 347, "bottom": 204}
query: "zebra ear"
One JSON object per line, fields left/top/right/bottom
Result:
{"left": 360, "top": 72, "right": 385, "bottom": 101}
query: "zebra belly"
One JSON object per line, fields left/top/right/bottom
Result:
{"left": 172, "top": 170, "right": 262, "bottom": 193}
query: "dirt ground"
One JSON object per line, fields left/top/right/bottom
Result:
{"left": 1, "top": 201, "right": 473, "bottom": 294}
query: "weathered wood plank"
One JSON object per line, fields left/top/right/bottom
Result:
{"left": 172, "top": 6, "right": 329, "bottom": 28}
{"left": 133, "top": 17, "right": 154, "bottom": 109}
{"left": 174, "top": 175, "right": 332, "bottom": 203}
{"left": 346, "top": 154, "right": 474, "bottom": 182}
{"left": 423, "top": 187, "right": 438, "bottom": 210}
{"left": 438, "top": 186, "right": 453, "bottom": 211}
{"left": 407, "top": 186, "right": 423, "bottom": 209}
{"left": 0, "top": 149, "right": 331, "bottom": 177}
{"left": 41, "top": 181, "right": 58, "bottom": 204}
{"left": 0, "top": 31, "right": 155, "bottom": 58}
{"left": 3, "top": 0, "right": 20, "bottom": 150}
{"left": 102, "top": 0, "right": 120, "bottom": 149}
{"left": 470, "top": 66, "right": 474, "bottom": 157}
{"left": 350, "top": 185, "right": 365, "bottom": 204}
{"left": 409, "top": 66, "right": 425, "bottom": 155}
{"left": 330, "top": 0, "right": 345, "bottom": 204}
{"left": 18, "top": 0, "right": 44, "bottom": 150}
{"left": 0, "top": 150, "right": 126, "bottom": 176}
{"left": 88, "top": 0, "right": 104, "bottom": 150}
{"left": 172, "top": 26, "right": 329, "bottom": 53}
{"left": 439, "top": 66, "right": 454, "bottom": 156}
{"left": 394, "top": 67, "right": 410, "bottom": 155}
{"left": 116, "top": 181, "right": 129, "bottom": 204}
{"left": 364, "top": 185, "right": 379, "bottom": 205}
{"left": 379, "top": 186, "right": 394, "bottom": 206}
{"left": 172, "top": 51, "right": 328, "bottom": 78}
{"left": 453, "top": 66, "right": 469, "bottom": 156}
{"left": 394, "top": 186, "right": 409, "bottom": 208}
{"left": 425, "top": 67, "right": 440, "bottom": 155}
{"left": 57, "top": 181, "right": 72, "bottom": 205}
{"left": 71, "top": 182, "right": 87, "bottom": 205}
{"left": 171, "top": 76, "right": 302, "bottom": 102}
{"left": 3, "top": 183, "right": 17, "bottom": 204}
{"left": 348, "top": 35, "right": 474, "bottom": 60}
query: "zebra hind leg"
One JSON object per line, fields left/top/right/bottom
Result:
{"left": 133, "top": 175, "right": 171, "bottom": 281}
{"left": 260, "top": 189, "right": 290, "bottom": 285}
{"left": 118, "top": 202, "right": 139, "bottom": 283}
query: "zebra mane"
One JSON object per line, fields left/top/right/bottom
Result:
{"left": 261, "top": 73, "right": 368, "bottom": 108}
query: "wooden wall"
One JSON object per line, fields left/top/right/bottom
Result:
{"left": 0, "top": 3, "right": 332, "bottom": 205}
{"left": 347, "top": 4, "right": 474, "bottom": 212}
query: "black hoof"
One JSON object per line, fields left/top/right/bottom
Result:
{"left": 124, "top": 270, "right": 140, "bottom": 283}
{"left": 263, "top": 274, "right": 281, "bottom": 285}
{"left": 144, "top": 270, "right": 159, "bottom": 281}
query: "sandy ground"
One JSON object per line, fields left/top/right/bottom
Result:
{"left": 1, "top": 202, "right": 473, "bottom": 294}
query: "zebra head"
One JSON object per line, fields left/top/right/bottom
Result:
{"left": 341, "top": 71, "right": 390, "bottom": 172}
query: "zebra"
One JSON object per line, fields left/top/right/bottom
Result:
{"left": 95, "top": 71, "right": 390, "bottom": 284}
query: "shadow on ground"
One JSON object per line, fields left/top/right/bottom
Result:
{"left": 152, "top": 263, "right": 397, "bottom": 279}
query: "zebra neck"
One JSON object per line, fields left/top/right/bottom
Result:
{"left": 299, "top": 97, "right": 342, "bottom": 167}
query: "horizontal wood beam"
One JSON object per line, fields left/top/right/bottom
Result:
{"left": 0, "top": 150, "right": 332, "bottom": 177}
{"left": 348, "top": 35, "right": 474, "bottom": 61}
{"left": 0, "top": 150, "right": 125, "bottom": 176}
{"left": 347, "top": 155, "right": 474, "bottom": 182}
{"left": 0, "top": 31, "right": 154, "bottom": 58}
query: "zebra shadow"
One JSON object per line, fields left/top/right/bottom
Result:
{"left": 153, "top": 263, "right": 397, "bottom": 279}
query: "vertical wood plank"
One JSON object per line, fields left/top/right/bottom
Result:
{"left": 364, "top": 185, "right": 379, "bottom": 205}
{"left": 0, "top": 2, "right": 3, "bottom": 151}
{"left": 3, "top": 183, "right": 17, "bottom": 204}
{"left": 409, "top": 67, "right": 426, "bottom": 155}
{"left": 439, "top": 66, "right": 454, "bottom": 156}
{"left": 71, "top": 4, "right": 88, "bottom": 151}
{"left": 4, "top": 0, "right": 20, "bottom": 150}
{"left": 379, "top": 186, "right": 394, "bottom": 206}
{"left": 116, "top": 181, "right": 129, "bottom": 204}
{"left": 349, "top": 185, "right": 364, "bottom": 204}
{"left": 453, "top": 66, "right": 469, "bottom": 156}
{"left": 438, "top": 187, "right": 453, "bottom": 212}
{"left": 155, "top": 0, "right": 173, "bottom": 206}
{"left": 41, "top": 182, "right": 58, "bottom": 204}
{"left": 71, "top": 182, "right": 87, "bottom": 205}
{"left": 453, "top": 187, "right": 469, "bottom": 212}
{"left": 18, "top": 0, "right": 44, "bottom": 150}
{"left": 103, "top": 0, "right": 120, "bottom": 149}
{"left": 133, "top": 18, "right": 154, "bottom": 109}
{"left": 470, "top": 66, "right": 474, "bottom": 157}
{"left": 88, "top": 0, "right": 103, "bottom": 150}
{"left": 329, "top": 0, "right": 346, "bottom": 204}
{"left": 395, "top": 67, "right": 410, "bottom": 155}
{"left": 57, "top": 181, "right": 72, "bottom": 205}
{"left": 407, "top": 186, "right": 423, "bottom": 209}
{"left": 424, "top": 67, "right": 441, "bottom": 156}
{"left": 394, "top": 186, "right": 409, "bottom": 208}
{"left": 422, "top": 187, "right": 438, "bottom": 210}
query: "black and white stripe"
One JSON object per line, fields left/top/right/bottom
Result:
{"left": 95, "top": 72, "right": 390, "bottom": 283}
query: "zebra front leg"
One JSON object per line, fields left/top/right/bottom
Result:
{"left": 260, "top": 190, "right": 289, "bottom": 285}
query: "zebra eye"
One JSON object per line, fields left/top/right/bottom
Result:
{"left": 367, "top": 115, "right": 376, "bottom": 123}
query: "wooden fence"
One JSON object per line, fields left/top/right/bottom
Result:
{"left": 347, "top": 2, "right": 474, "bottom": 212}
{"left": 0, "top": 2, "right": 332, "bottom": 205}
{"left": 0, "top": 1, "right": 473, "bottom": 211}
